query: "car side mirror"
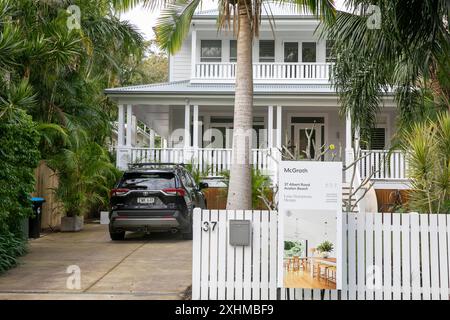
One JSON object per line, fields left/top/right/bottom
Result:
{"left": 199, "top": 182, "right": 209, "bottom": 190}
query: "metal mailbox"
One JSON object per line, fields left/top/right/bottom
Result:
{"left": 229, "top": 220, "right": 252, "bottom": 246}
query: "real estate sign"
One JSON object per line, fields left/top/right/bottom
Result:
{"left": 277, "top": 161, "right": 342, "bottom": 290}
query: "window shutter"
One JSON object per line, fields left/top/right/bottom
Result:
{"left": 370, "top": 128, "right": 386, "bottom": 150}
{"left": 259, "top": 40, "right": 275, "bottom": 62}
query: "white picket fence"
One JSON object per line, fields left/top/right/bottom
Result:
{"left": 192, "top": 209, "right": 450, "bottom": 300}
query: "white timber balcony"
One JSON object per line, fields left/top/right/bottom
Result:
{"left": 359, "top": 150, "right": 408, "bottom": 180}
{"left": 191, "top": 62, "right": 333, "bottom": 84}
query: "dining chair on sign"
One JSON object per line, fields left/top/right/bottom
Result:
{"left": 293, "top": 256, "right": 300, "bottom": 272}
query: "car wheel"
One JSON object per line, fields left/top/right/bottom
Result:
{"left": 110, "top": 230, "right": 125, "bottom": 241}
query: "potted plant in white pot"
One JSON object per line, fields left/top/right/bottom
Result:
{"left": 48, "top": 137, "right": 119, "bottom": 232}
{"left": 317, "top": 241, "right": 334, "bottom": 258}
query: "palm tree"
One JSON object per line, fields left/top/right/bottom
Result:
{"left": 126, "top": 0, "right": 335, "bottom": 209}
{"left": 320, "top": 0, "right": 450, "bottom": 140}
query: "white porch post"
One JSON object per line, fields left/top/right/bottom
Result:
{"left": 116, "top": 104, "right": 127, "bottom": 170}
{"left": 267, "top": 105, "right": 273, "bottom": 149}
{"left": 184, "top": 101, "right": 191, "bottom": 163}
{"left": 192, "top": 105, "right": 199, "bottom": 168}
{"left": 117, "top": 104, "right": 125, "bottom": 147}
{"left": 193, "top": 105, "right": 199, "bottom": 149}
{"left": 345, "top": 112, "right": 353, "bottom": 183}
{"left": 276, "top": 105, "right": 282, "bottom": 150}
{"left": 126, "top": 104, "right": 133, "bottom": 147}
{"left": 191, "top": 29, "right": 197, "bottom": 79}
{"left": 149, "top": 128, "right": 155, "bottom": 149}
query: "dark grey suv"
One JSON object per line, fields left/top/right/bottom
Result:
{"left": 109, "top": 163, "right": 208, "bottom": 240}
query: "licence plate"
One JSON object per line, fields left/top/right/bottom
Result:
{"left": 137, "top": 197, "right": 155, "bottom": 204}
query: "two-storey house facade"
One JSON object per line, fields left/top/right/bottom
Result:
{"left": 105, "top": 4, "right": 409, "bottom": 211}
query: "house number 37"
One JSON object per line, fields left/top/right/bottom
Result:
{"left": 202, "top": 221, "right": 217, "bottom": 232}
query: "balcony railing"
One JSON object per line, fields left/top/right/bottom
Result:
{"left": 128, "top": 147, "right": 275, "bottom": 177}
{"left": 192, "top": 62, "right": 333, "bottom": 83}
{"left": 117, "top": 147, "right": 409, "bottom": 182}
{"left": 359, "top": 150, "right": 408, "bottom": 180}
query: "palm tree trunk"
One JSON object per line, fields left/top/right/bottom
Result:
{"left": 226, "top": 1, "right": 253, "bottom": 210}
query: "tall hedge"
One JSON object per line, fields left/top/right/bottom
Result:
{"left": 0, "top": 110, "right": 40, "bottom": 273}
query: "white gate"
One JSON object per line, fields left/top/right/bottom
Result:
{"left": 192, "top": 209, "right": 450, "bottom": 300}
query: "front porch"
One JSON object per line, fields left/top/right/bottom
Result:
{"left": 105, "top": 79, "right": 407, "bottom": 190}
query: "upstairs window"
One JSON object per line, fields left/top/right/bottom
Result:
{"left": 370, "top": 128, "right": 386, "bottom": 150}
{"left": 201, "top": 40, "right": 222, "bottom": 62}
{"left": 302, "top": 42, "right": 316, "bottom": 62}
{"left": 284, "top": 42, "right": 299, "bottom": 63}
{"left": 230, "top": 40, "right": 237, "bottom": 62}
{"left": 259, "top": 40, "right": 275, "bottom": 62}
{"left": 326, "top": 40, "right": 335, "bottom": 63}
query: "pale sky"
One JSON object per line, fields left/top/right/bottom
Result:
{"left": 121, "top": 1, "right": 347, "bottom": 40}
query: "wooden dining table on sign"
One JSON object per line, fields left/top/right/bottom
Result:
{"left": 309, "top": 257, "right": 337, "bottom": 277}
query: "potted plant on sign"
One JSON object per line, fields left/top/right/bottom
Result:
{"left": 317, "top": 241, "right": 334, "bottom": 258}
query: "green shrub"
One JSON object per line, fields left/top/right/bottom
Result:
{"left": 48, "top": 136, "right": 120, "bottom": 217}
{"left": 400, "top": 113, "right": 450, "bottom": 213}
{"left": 0, "top": 110, "right": 40, "bottom": 273}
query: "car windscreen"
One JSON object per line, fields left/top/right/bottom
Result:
{"left": 119, "top": 172, "right": 176, "bottom": 190}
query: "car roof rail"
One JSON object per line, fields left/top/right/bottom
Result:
{"left": 128, "top": 163, "right": 186, "bottom": 170}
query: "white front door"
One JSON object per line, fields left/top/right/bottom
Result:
{"left": 293, "top": 123, "right": 323, "bottom": 160}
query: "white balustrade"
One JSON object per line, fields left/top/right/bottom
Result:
{"left": 128, "top": 148, "right": 273, "bottom": 177}
{"left": 359, "top": 150, "right": 408, "bottom": 180}
{"left": 193, "top": 62, "right": 333, "bottom": 82}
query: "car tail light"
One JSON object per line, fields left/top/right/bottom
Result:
{"left": 110, "top": 188, "right": 130, "bottom": 197}
{"left": 162, "top": 188, "right": 186, "bottom": 197}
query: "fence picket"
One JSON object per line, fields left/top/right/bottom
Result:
{"left": 192, "top": 208, "right": 202, "bottom": 300}
{"left": 438, "top": 215, "right": 449, "bottom": 299}
{"left": 200, "top": 210, "right": 211, "bottom": 300}
{"left": 234, "top": 210, "right": 244, "bottom": 300}
{"left": 269, "top": 211, "right": 278, "bottom": 300}
{"left": 252, "top": 211, "right": 261, "bottom": 300}
{"left": 374, "top": 214, "right": 383, "bottom": 300}
{"left": 217, "top": 210, "right": 227, "bottom": 300}
{"left": 383, "top": 213, "right": 392, "bottom": 300}
{"left": 420, "top": 214, "right": 431, "bottom": 300}
{"left": 348, "top": 214, "right": 357, "bottom": 300}
{"left": 243, "top": 210, "right": 253, "bottom": 299}
{"left": 410, "top": 213, "right": 421, "bottom": 300}
{"left": 365, "top": 213, "right": 374, "bottom": 300}
{"left": 401, "top": 214, "right": 411, "bottom": 300}
{"left": 260, "top": 212, "right": 269, "bottom": 300}
{"left": 392, "top": 214, "right": 401, "bottom": 300}
{"left": 429, "top": 215, "right": 440, "bottom": 300}
{"left": 209, "top": 210, "right": 219, "bottom": 300}
{"left": 356, "top": 213, "right": 366, "bottom": 300}
{"left": 226, "top": 210, "right": 236, "bottom": 300}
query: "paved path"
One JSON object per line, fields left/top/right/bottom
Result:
{"left": 0, "top": 224, "right": 192, "bottom": 300}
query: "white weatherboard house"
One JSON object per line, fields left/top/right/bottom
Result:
{"left": 105, "top": 4, "right": 409, "bottom": 210}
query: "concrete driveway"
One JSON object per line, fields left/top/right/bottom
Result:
{"left": 0, "top": 224, "right": 192, "bottom": 300}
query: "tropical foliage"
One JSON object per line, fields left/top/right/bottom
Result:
{"left": 221, "top": 168, "right": 272, "bottom": 209}
{"left": 321, "top": 0, "right": 450, "bottom": 140}
{"left": 400, "top": 113, "right": 450, "bottom": 214}
{"left": 0, "top": 110, "right": 40, "bottom": 273}
{"left": 0, "top": 0, "right": 148, "bottom": 270}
